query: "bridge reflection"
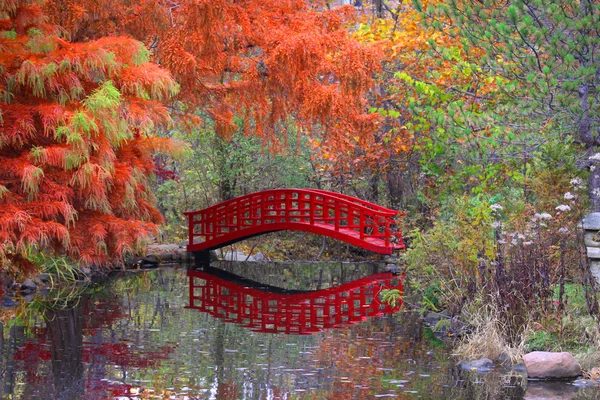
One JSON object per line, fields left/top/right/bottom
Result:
{"left": 186, "top": 267, "right": 403, "bottom": 334}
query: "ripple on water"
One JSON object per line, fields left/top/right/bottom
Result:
{"left": 0, "top": 265, "right": 598, "bottom": 399}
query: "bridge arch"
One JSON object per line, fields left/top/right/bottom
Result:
{"left": 184, "top": 189, "right": 404, "bottom": 256}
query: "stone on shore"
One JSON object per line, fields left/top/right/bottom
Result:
{"left": 221, "top": 251, "right": 265, "bottom": 262}
{"left": 147, "top": 244, "right": 180, "bottom": 254}
{"left": 21, "top": 279, "right": 37, "bottom": 293}
{"left": 458, "top": 358, "right": 494, "bottom": 373}
{"left": 523, "top": 351, "right": 581, "bottom": 379}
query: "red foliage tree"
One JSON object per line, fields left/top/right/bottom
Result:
{"left": 2, "top": 0, "right": 389, "bottom": 269}
{"left": 0, "top": 1, "right": 179, "bottom": 268}
{"left": 43, "top": 0, "right": 382, "bottom": 152}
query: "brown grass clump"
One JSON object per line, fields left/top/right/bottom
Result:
{"left": 454, "top": 302, "right": 526, "bottom": 364}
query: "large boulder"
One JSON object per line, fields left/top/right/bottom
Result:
{"left": 523, "top": 352, "right": 581, "bottom": 379}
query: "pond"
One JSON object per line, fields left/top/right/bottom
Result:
{"left": 1, "top": 262, "right": 599, "bottom": 399}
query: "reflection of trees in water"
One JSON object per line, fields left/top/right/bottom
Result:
{"left": 44, "top": 300, "right": 86, "bottom": 400}
{"left": 1, "top": 281, "right": 175, "bottom": 399}
{"left": 443, "top": 366, "right": 526, "bottom": 400}
{"left": 1, "top": 323, "right": 29, "bottom": 396}
{"left": 7, "top": 268, "right": 591, "bottom": 399}
{"left": 211, "top": 261, "right": 382, "bottom": 291}
{"left": 307, "top": 316, "right": 418, "bottom": 394}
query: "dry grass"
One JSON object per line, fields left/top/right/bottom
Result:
{"left": 575, "top": 344, "right": 600, "bottom": 372}
{"left": 453, "top": 301, "right": 527, "bottom": 364}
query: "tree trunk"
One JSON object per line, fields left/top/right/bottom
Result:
{"left": 374, "top": 0, "right": 383, "bottom": 18}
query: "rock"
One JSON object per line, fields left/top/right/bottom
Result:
{"left": 36, "top": 273, "right": 50, "bottom": 283}
{"left": 423, "top": 311, "right": 450, "bottom": 328}
{"left": 384, "top": 264, "right": 401, "bottom": 275}
{"left": 523, "top": 351, "right": 581, "bottom": 379}
{"left": 513, "top": 363, "right": 528, "bottom": 373}
{"left": 2, "top": 278, "right": 15, "bottom": 290}
{"left": 590, "top": 261, "right": 600, "bottom": 285}
{"left": 587, "top": 247, "right": 600, "bottom": 259}
{"left": 583, "top": 213, "right": 600, "bottom": 231}
{"left": 383, "top": 254, "right": 400, "bottom": 263}
{"left": 22, "top": 293, "right": 35, "bottom": 303}
{"left": 222, "top": 251, "right": 250, "bottom": 261}
{"left": 497, "top": 351, "right": 512, "bottom": 368}
{"left": 21, "top": 279, "right": 37, "bottom": 292}
{"left": 147, "top": 244, "right": 180, "bottom": 254}
{"left": 458, "top": 358, "right": 494, "bottom": 373}
{"left": 584, "top": 231, "right": 600, "bottom": 247}
{"left": 252, "top": 252, "right": 266, "bottom": 262}
{"left": 1, "top": 297, "right": 17, "bottom": 307}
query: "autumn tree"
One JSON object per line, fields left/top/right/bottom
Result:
{"left": 311, "top": 0, "right": 500, "bottom": 210}
{"left": 0, "top": 1, "right": 179, "bottom": 269}
{"left": 43, "top": 0, "right": 382, "bottom": 155}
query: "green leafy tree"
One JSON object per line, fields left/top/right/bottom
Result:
{"left": 425, "top": 0, "right": 600, "bottom": 208}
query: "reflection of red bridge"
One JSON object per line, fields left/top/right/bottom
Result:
{"left": 186, "top": 268, "right": 404, "bottom": 335}
{"left": 184, "top": 189, "right": 405, "bottom": 264}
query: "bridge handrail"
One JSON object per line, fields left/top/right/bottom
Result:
{"left": 305, "top": 189, "right": 402, "bottom": 215}
{"left": 185, "top": 188, "right": 404, "bottom": 253}
{"left": 184, "top": 188, "right": 399, "bottom": 218}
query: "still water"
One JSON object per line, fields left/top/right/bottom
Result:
{"left": 0, "top": 262, "right": 598, "bottom": 399}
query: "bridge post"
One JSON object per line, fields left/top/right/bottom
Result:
{"left": 193, "top": 250, "right": 211, "bottom": 268}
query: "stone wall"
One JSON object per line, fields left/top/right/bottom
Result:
{"left": 583, "top": 212, "right": 600, "bottom": 284}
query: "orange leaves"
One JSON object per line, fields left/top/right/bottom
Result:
{"left": 39, "top": 0, "right": 386, "bottom": 157}
{"left": 124, "top": 97, "right": 171, "bottom": 130}
{"left": 0, "top": 2, "right": 178, "bottom": 268}
{"left": 119, "top": 63, "right": 178, "bottom": 102}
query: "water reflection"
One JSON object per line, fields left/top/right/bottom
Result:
{"left": 45, "top": 301, "right": 86, "bottom": 399}
{"left": 0, "top": 265, "right": 599, "bottom": 399}
{"left": 186, "top": 266, "right": 403, "bottom": 334}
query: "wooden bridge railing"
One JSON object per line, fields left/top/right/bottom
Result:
{"left": 184, "top": 189, "right": 404, "bottom": 255}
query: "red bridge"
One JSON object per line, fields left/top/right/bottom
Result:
{"left": 186, "top": 267, "right": 404, "bottom": 334}
{"left": 185, "top": 189, "right": 404, "bottom": 263}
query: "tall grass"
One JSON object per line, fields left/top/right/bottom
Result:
{"left": 28, "top": 251, "right": 85, "bottom": 286}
